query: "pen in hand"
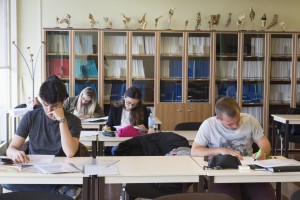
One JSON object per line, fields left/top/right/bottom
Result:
{"left": 254, "top": 149, "right": 262, "bottom": 161}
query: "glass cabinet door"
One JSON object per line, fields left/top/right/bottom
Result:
{"left": 269, "top": 33, "right": 293, "bottom": 115}
{"left": 241, "top": 33, "right": 265, "bottom": 125}
{"left": 215, "top": 33, "right": 238, "bottom": 101}
{"left": 103, "top": 31, "right": 127, "bottom": 112}
{"left": 45, "top": 30, "right": 70, "bottom": 93}
{"left": 73, "top": 31, "right": 99, "bottom": 97}
{"left": 130, "top": 31, "right": 156, "bottom": 106}
{"left": 159, "top": 32, "right": 183, "bottom": 103}
{"left": 187, "top": 32, "right": 210, "bottom": 103}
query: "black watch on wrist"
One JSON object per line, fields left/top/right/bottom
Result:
{"left": 58, "top": 117, "right": 67, "bottom": 123}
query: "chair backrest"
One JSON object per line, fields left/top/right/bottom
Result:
{"left": 174, "top": 122, "right": 202, "bottom": 131}
{"left": 0, "top": 191, "right": 73, "bottom": 200}
{"left": 290, "top": 189, "right": 300, "bottom": 200}
{"left": 153, "top": 192, "right": 234, "bottom": 200}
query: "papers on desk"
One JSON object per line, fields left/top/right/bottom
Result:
{"left": 27, "top": 155, "right": 55, "bottom": 164}
{"left": 80, "top": 130, "right": 99, "bottom": 137}
{"left": 81, "top": 116, "right": 108, "bottom": 122}
{"left": 84, "top": 159, "right": 119, "bottom": 175}
{"left": 33, "top": 163, "right": 82, "bottom": 174}
{"left": 242, "top": 156, "right": 300, "bottom": 172}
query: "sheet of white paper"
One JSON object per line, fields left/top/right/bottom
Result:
{"left": 80, "top": 131, "right": 99, "bottom": 137}
{"left": 254, "top": 159, "right": 300, "bottom": 168}
{"left": 84, "top": 164, "right": 118, "bottom": 175}
{"left": 33, "top": 163, "right": 81, "bottom": 174}
{"left": 27, "top": 155, "right": 55, "bottom": 164}
{"left": 81, "top": 116, "right": 108, "bottom": 122}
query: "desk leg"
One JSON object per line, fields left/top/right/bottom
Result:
{"left": 276, "top": 182, "right": 281, "bottom": 200}
{"left": 272, "top": 119, "right": 276, "bottom": 155}
{"left": 285, "top": 121, "right": 289, "bottom": 158}
{"left": 197, "top": 176, "right": 204, "bottom": 192}
{"left": 206, "top": 176, "right": 214, "bottom": 193}
{"left": 98, "top": 141, "right": 104, "bottom": 156}
{"left": 92, "top": 141, "right": 97, "bottom": 158}
{"left": 90, "top": 175, "right": 97, "bottom": 200}
{"left": 82, "top": 177, "right": 90, "bottom": 200}
{"left": 98, "top": 176, "right": 105, "bottom": 200}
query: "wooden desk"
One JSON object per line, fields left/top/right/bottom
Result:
{"left": 95, "top": 156, "right": 205, "bottom": 200}
{"left": 193, "top": 156, "right": 300, "bottom": 200}
{"left": 0, "top": 157, "right": 91, "bottom": 200}
{"left": 97, "top": 131, "right": 197, "bottom": 156}
{"left": 81, "top": 121, "right": 106, "bottom": 130}
{"left": 271, "top": 114, "right": 300, "bottom": 157}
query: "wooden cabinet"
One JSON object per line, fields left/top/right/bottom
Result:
{"left": 44, "top": 28, "right": 300, "bottom": 133}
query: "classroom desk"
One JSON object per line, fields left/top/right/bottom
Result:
{"left": 0, "top": 157, "right": 91, "bottom": 200}
{"left": 79, "top": 132, "right": 99, "bottom": 158}
{"left": 94, "top": 156, "right": 205, "bottom": 200}
{"left": 271, "top": 114, "right": 300, "bottom": 157}
{"left": 97, "top": 130, "right": 197, "bottom": 156}
{"left": 192, "top": 156, "right": 300, "bottom": 200}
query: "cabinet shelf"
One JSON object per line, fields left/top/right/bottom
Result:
{"left": 47, "top": 53, "right": 69, "bottom": 56}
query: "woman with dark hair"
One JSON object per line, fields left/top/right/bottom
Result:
{"left": 102, "top": 86, "right": 150, "bottom": 132}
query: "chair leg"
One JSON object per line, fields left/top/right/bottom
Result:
{"left": 280, "top": 135, "right": 283, "bottom": 156}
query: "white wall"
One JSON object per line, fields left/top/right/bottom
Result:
{"left": 16, "top": 0, "right": 300, "bottom": 102}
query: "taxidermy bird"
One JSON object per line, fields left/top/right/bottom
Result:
{"left": 249, "top": 7, "right": 255, "bottom": 22}
{"left": 266, "top": 14, "right": 278, "bottom": 30}
{"left": 225, "top": 13, "right": 232, "bottom": 29}
{"left": 280, "top": 21, "right": 286, "bottom": 31}
{"left": 103, "top": 17, "right": 112, "bottom": 29}
{"left": 261, "top": 13, "right": 267, "bottom": 30}
{"left": 209, "top": 14, "right": 220, "bottom": 30}
{"left": 154, "top": 15, "right": 163, "bottom": 29}
{"left": 194, "top": 12, "right": 201, "bottom": 30}
{"left": 89, "top": 13, "right": 99, "bottom": 28}
{"left": 185, "top": 20, "right": 189, "bottom": 30}
{"left": 236, "top": 12, "right": 246, "bottom": 29}
{"left": 121, "top": 13, "right": 131, "bottom": 28}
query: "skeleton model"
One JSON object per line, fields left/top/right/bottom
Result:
{"left": 154, "top": 15, "right": 163, "bottom": 29}
{"left": 261, "top": 13, "right": 267, "bottom": 30}
{"left": 138, "top": 13, "right": 147, "bottom": 30}
{"left": 194, "top": 12, "right": 201, "bottom": 30}
{"left": 249, "top": 7, "right": 255, "bottom": 30}
{"left": 168, "top": 8, "right": 175, "bottom": 29}
{"left": 266, "top": 14, "right": 278, "bottom": 30}
{"left": 209, "top": 14, "right": 220, "bottom": 30}
{"left": 225, "top": 13, "right": 232, "bottom": 29}
{"left": 89, "top": 13, "right": 99, "bottom": 28}
{"left": 236, "top": 12, "right": 246, "bottom": 30}
{"left": 121, "top": 13, "right": 131, "bottom": 29}
{"left": 103, "top": 17, "right": 112, "bottom": 29}
{"left": 185, "top": 20, "right": 189, "bottom": 30}
{"left": 56, "top": 14, "right": 71, "bottom": 28}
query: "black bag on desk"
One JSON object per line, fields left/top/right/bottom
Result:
{"left": 205, "top": 154, "right": 241, "bottom": 169}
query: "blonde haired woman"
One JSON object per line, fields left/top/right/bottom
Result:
{"left": 63, "top": 87, "right": 105, "bottom": 118}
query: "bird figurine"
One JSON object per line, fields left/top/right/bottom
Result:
{"left": 154, "top": 15, "right": 163, "bottom": 29}
{"left": 194, "top": 12, "right": 201, "bottom": 30}
{"left": 138, "top": 13, "right": 147, "bottom": 30}
{"left": 266, "top": 14, "right": 278, "bottom": 30}
{"left": 56, "top": 14, "right": 71, "bottom": 28}
{"left": 103, "top": 17, "right": 112, "bottom": 29}
{"left": 209, "top": 14, "right": 220, "bottom": 30}
{"left": 225, "top": 12, "right": 232, "bottom": 29}
{"left": 261, "top": 13, "right": 267, "bottom": 30}
{"left": 236, "top": 12, "right": 246, "bottom": 30}
{"left": 185, "top": 20, "right": 189, "bottom": 30}
{"left": 249, "top": 7, "right": 255, "bottom": 30}
{"left": 89, "top": 13, "right": 99, "bottom": 28}
{"left": 280, "top": 21, "right": 286, "bottom": 31}
{"left": 168, "top": 8, "right": 175, "bottom": 29}
{"left": 121, "top": 13, "right": 131, "bottom": 29}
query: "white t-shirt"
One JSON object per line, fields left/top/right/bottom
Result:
{"left": 121, "top": 109, "right": 131, "bottom": 126}
{"left": 194, "top": 113, "right": 264, "bottom": 156}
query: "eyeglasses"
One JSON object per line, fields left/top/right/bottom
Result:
{"left": 81, "top": 95, "right": 92, "bottom": 104}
